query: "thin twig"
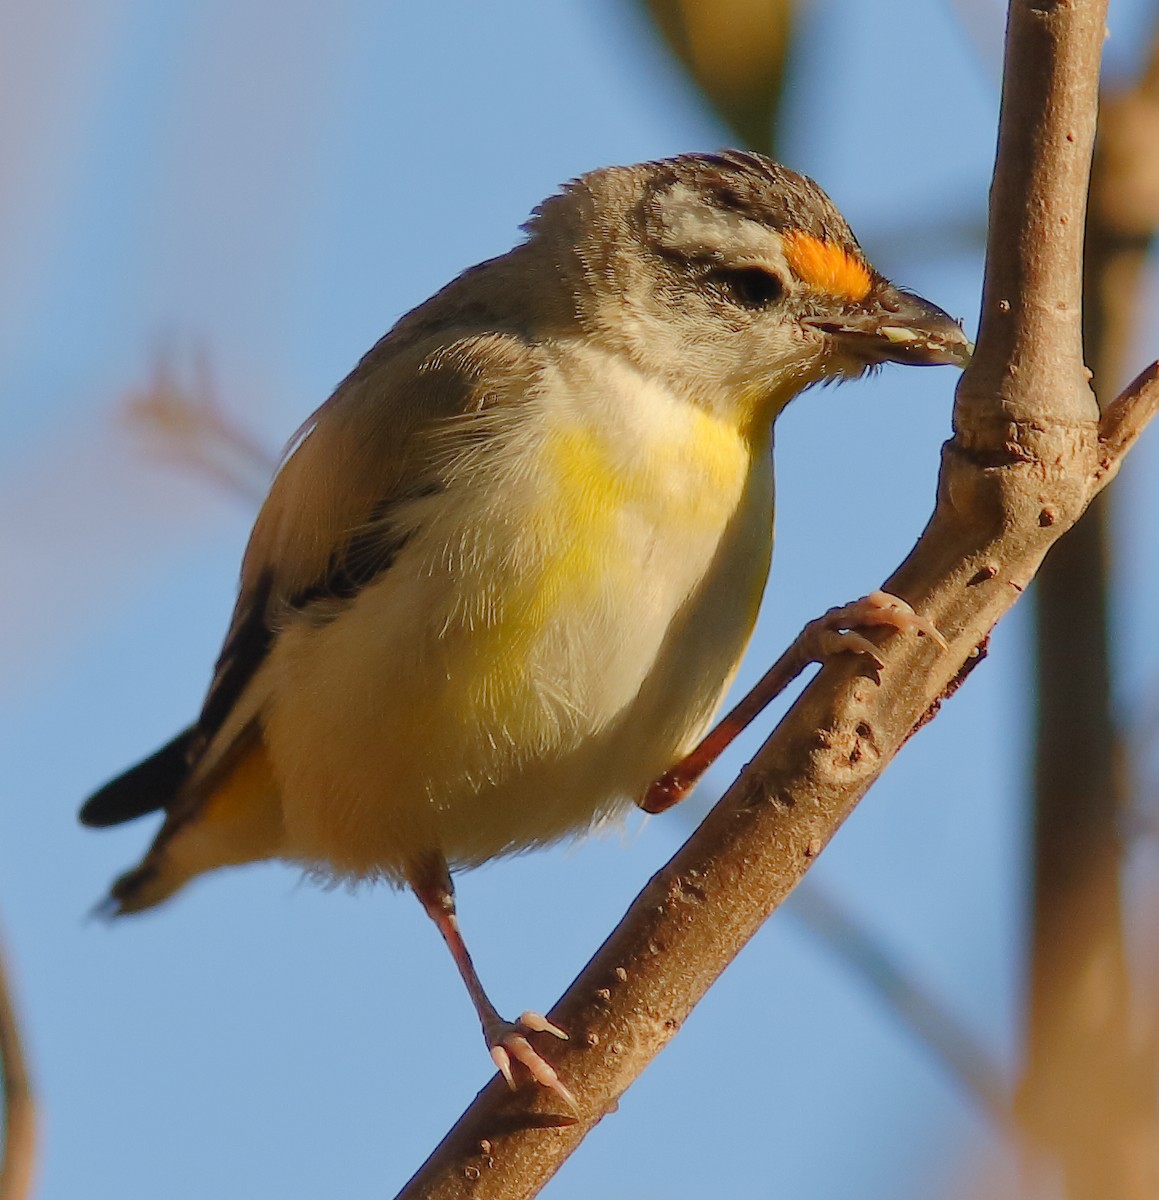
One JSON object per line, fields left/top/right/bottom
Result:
{"left": 0, "top": 929, "right": 36, "bottom": 1200}
{"left": 1098, "top": 359, "right": 1159, "bottom": 468}
{"left": 121, "top": 352, "right": 274, "bottom": 503}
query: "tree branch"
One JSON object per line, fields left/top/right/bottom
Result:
{"left": 1017, "top": 5, "right": 1159, "bottom": 1191}
{"left": 1097, "top": 360, "right": 1159, "bottom": 474}
{"left": 393, "top": 3, "right": 1129, "bottom": 1195}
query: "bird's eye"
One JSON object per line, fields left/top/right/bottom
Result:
{"left": 709, "top": 266, "right": 786, "bottom": 309}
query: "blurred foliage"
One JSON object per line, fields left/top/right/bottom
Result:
{"left": 123, "top": 353, "right": 274, "bottom": 503}
{"left": 636, "top": 0, "right": 795, "bottom": 155}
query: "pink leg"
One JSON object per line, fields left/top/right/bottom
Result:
{"left": 641, "top": 590, "right": 946, "bottom": 814}
{"left": 411, "top": 859, "right": 575, "bottom": 1107}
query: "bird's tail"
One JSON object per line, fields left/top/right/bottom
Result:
{"left": 92, "top": 861, "right": 185, "bottom": 918}
{"left": 82, "top": 730, "right": 282, "bottom": 915}
{"left": 79, "top": 728, "right": 198, "bottom": 828}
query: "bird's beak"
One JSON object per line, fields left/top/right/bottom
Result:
{"left": 804, "top": 284, "right": 973, "bottom": 368}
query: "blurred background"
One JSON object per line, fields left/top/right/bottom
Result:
{"left": 2, "top": 1, "right": 1159, "bottom": 1197}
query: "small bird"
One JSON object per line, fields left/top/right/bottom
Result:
{"left": 81, "top": 151, "right": 968, "bottom": 1103}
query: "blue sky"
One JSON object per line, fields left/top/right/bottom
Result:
{"left": 2, "top": 2, "right": 1158, "bottom": 1197}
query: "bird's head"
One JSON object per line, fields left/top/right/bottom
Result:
{"left": 527, "top": 151, "right": 970, "bottom": 425}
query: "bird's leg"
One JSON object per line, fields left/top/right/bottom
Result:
{"left": 642, "top": 590, "right": 946, "bottom": 814}
{"left": 410, "top": 857, "right": 575, "bottom": 1106}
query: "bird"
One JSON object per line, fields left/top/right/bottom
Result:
{"left": 81, "top": 151, "right": 969, "bottom": 1104}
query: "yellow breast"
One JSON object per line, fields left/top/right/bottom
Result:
{"left": 267, "top": 354, "right": 774, "bottom": 876}
{"left": 449, "top": 370, "right": 758, "bottom": 729}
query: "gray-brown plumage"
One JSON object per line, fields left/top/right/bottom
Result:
{"left": 82, "top": 151, "right": 968, "bottom": 1098}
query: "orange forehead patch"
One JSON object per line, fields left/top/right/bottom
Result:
{"left": 783, "top": 232, "right": 872, "bottom": 303}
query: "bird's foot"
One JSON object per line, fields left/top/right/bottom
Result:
{"left": 800, "top": 589, "right": 946, "bottom": 668}
{"left": 486, "top": 1011, "right": 575, "bottom": 1107}
{"left": 640, "top": 590, "right": 944, "bottom": 814}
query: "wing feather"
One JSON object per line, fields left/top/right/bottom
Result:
{"left": 190, "top": 328, "right": 544, "bottom": 777}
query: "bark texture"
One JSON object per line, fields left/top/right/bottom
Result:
{"left": 1019, "top": 21, "right": 1159, "bottom": 1198}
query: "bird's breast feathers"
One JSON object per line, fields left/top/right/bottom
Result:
{"left": 263, "top": 347, "right": 774, "bottom": 877}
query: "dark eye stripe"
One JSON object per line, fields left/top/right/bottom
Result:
{"left": 707, "top": 266, "right": 785, "bottom": 309}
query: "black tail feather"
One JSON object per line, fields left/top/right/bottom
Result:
{"left": 79, "top": 728, "right": 198, "bottom": 828}
{"left": 87, "top": 861, "right": 167, "bottom": 918}
{"left": 106, "top": 863, "right": 160, "bottom": 915}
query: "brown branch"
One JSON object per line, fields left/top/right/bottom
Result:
{"left": 1017, "top": 5, "right": 1159, "bottom": 1192}
{"left": 393, "top": 3, "right": 1129, "bottom": 1195}
{"left": 394, "top": 365, "right": 1152, "bottom": 1200}
{"left": 0, "top": 929, "right": 36, "bottom": 1200}
{"left": 1098, "top": 359, "right": 1159, "bottom": 471}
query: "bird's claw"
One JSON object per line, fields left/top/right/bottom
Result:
{"left": 638, "top": 593, "right": 945, "bottom": 818}
{"left": 486, "top": 1011, "right": 575, "bottom": 1107}
{"left": 803, "top": 589, "right": 947, "bottom": 667}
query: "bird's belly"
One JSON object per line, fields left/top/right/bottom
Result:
{"left": 264, "top": 402, "right": 773, "bottom": 880}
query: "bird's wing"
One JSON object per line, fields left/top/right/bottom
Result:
{"left": 191, "top": 327, "right": 544, "bottom": 781}
{"left": 79, "top": 325, "right": 543, "bottom": 834}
